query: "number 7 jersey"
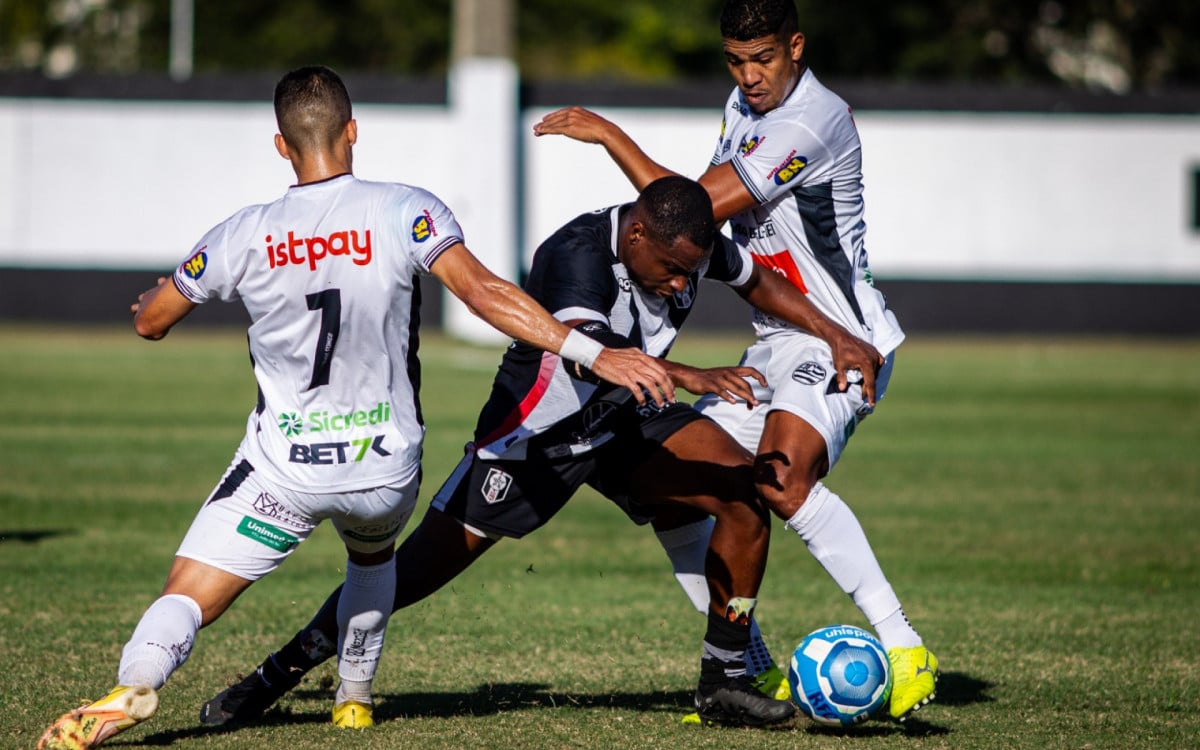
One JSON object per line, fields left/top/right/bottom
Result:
{"left": 172, "top": 174, "right": 464, "bottom": 492}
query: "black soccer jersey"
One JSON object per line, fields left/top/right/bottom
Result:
{"left": 473, "top": 204, "right": 752, "bottom": 461}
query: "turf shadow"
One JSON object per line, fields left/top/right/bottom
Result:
{"left": 0, "top": 528, "right": 71, "bottom": 544}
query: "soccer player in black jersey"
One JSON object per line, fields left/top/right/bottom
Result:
{"left": 200, "top": 175, "right": 876, "bottom": 730}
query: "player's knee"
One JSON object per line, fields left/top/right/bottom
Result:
{"left": 752, "top": 450, "right": 818, "bottom": 520}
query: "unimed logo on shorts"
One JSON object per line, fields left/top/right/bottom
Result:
{"left": 237, "top": 516, "right": 298, "bottom": 552}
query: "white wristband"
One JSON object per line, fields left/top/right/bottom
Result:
{"left": 560, "top": 329, "right": 604, "bottom": 370}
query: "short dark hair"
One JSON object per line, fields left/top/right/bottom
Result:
{"left": 719, "top": 0, "right": 799, "bottom": 42}
{"left": 273, "top": 65, "right": 352, "bottom": 152}
{"left": 637, "top": 176, "right": 715, "bottom": 252}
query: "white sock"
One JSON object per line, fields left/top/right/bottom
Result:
{"left": 654, "top": 518, "right": 713, "bottom": 615}
{"left": 118, "top": 594, "right": 203, "bottom": 689}
{"left": 336, "top": 557, "right": 396, "bottom": 695}
{"left": 784, "top": 483, "right": 922, "bottom": 650}
{"left": 655, "top": 517, "right": 775, "bottom": 675}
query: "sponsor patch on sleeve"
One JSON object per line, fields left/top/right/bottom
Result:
{"left": 181, "top": 247, "right": 208, "bottom": 279}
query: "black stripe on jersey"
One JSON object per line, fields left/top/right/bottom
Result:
{"left": 730, "top": 156, "right": 769, "bottom": 205}
{"left": 791, "top": 183, "right": 867, "bottom": 325}
{"left": 407, "top": 274, "right": 424, "bottom": 428}
{"left": 249, "top": 332, "right": 266, "bottom": 419}
{"left": 207, "top": 458, "right": 254, "bottom": 505}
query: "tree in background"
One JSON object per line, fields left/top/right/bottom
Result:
{"left": 0, "top": 0, "right": 1196, "bottom": 92}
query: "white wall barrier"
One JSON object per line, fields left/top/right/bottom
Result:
{"left": 2, "top": 76, "right": 1199, "bottom": 339}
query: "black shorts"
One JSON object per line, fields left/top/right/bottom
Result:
{"left": 430, "top": 401, "right": 706, "bottom": 538}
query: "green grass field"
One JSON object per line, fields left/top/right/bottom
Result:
{"left": 2, "top": 323, "right": 1197, "bottom": 749}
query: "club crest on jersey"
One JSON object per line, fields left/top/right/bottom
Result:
{"left": 181, "top": 248, "right": 208, "bottom": 279}
{"left": 673, "top": 278, "right": 696, "bottom": 309}
{"left": 769, "top": 150, "right": 808, "bottom": 185}
{"left": 739, "top": 135, "right": 765, "bottom": 156}
{"left": 411, "top": 210, "right": 437, "bottom": 242}
{"left": 792, "top": 361, "right": 828, "bottom": 385}
{"left": 482, "top": 467, "right": 512, "bottom": 504}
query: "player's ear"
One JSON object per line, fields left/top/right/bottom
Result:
{"left": 274, "top": 133, "right": 292, "bottom": 161}
{"left": 627, "top": 220, "right": 644, "bottom": 245}
{"left": 789, "top": 32, "right": 805, "bottom": 63}
{"left": 344, "top": 119, "right": 358, "bottom": 147}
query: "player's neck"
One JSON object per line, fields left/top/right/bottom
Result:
{"left": 291, "top": 151, "right": 354, "bottom": 186}
{"left": 781, "top": 62, "right": 806, "bottom": 104}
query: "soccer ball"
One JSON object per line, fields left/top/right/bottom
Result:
{"left": 787, "top": 624, "right": 892, "bottom": 726}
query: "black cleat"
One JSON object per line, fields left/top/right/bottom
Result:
{"left": 694, "top": 675, "right": 798, "bottom": 728}
{"left": 199, "top": 667, "right": 301, "bottom": 726}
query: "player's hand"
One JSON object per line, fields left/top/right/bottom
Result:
{"left": 589, "top": 347, "right": 676, "bottom": 407}
{"left": 826, "top": 328, "right": 884, "bottom": 407}
{"left": 130, "top": 276, "right": 170, "bottom": 315}
{"left": 667, "top": 364, "right": 766, "bottom": 407}
{"left": 532, "top": 106, "right": 616, "bottom": 144}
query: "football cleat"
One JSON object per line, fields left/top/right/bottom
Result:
{"left": 37, "top": 685, "right": 158, "bottom": 750}
{"left": 682, "top": 664, "right": 790, "bottom": 724}
{"left": 693, "top": 675, "right": 797, "bottom": 728}
{"left": 332, "top": 700, "right": 374, "bottom": 729}
{"left": 199, "top": 666, "right": 301, "bottom": 726}
{"left": 886, "top": 645, "right": 939, "bottom": 721}
{"left": 752, "top": 662, "right": 791, "bottom": 702}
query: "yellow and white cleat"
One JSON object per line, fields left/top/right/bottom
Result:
{"left": 886, "top": 645, "right": 939, "bottom": 721}
{"left": 37, "top": 685, "right": 159, "bottom": 750}
{"left": 332, "top": 700, "right": 374, "bottom": 729}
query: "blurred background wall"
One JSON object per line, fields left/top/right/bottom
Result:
{"left": 1, "top": 0, "right": 1198, "bottom": 335}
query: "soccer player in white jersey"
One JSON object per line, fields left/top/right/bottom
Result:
{"left": 533, "top": 0, "right": 940, "bottom": 722}
{"left": 36, "top": 65, "right": 676, "bottom": 750}
{"left": 194, "top": 175, "right": 896, "bottom": 732}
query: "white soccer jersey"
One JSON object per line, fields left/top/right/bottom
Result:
{"left": 172, "top": 174, "right": 462, "bottom": 492}
{"left": 711, "top": 68, "right": 905, "bottom": 356}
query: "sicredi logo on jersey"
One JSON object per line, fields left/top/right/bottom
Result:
{"left": 265, "top": 229, "right": 372, "bottom": 271}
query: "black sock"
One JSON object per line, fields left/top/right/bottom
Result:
{"left": 261, "top": 585, "right": 343, "bottom": 683}
{"left": 699, "top": 609, "right": 750, "bottom": 685}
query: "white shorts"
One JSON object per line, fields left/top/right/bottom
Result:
{"left": 695, "top": 333, "right": 895, "bottom": 469}
{"left": 175, "top": 453, "right": 419, "bottom": 580}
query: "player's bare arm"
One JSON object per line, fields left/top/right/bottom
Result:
{"left": 662, "top": 361, "right": 765, "bottom": 407}
{"left": 132, "top": 276, "right": 198, "bottom": 340}
{"left": 430, "top": 242, "right": 674, "bottom": 406}
{"left": 696, "top": 161, "right": 761, "bottom": 224}
{"left": 734, "top": 262, "right": 883, "bottom": 405}
{"left": 533, "top": 107, "right": 672, "bottom": 192}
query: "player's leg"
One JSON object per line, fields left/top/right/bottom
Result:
{"left": 752, "top": 346, "right": 938, "bottom": 720}
{"left": 650, "top": 511, "right": 780, "bottom": 686}
{"left": 616, "top": 410, "right": 794, "bottom": 727}
{"left": 320, "top": 478, "right": 420, "bottom": 729}
{"left": 200, "top": 448, "right": 568, "bottom": 727}
{"left": 200, "top": 504, "right": 498, "bottom": 727}
{"left": 39, "top": 458, "right": 312, "bottom": 749}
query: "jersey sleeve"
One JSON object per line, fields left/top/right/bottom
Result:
{"left": 704, "top": 234, "right": 754, "bottom": 287}
{"left": 172, "top": 212, "right": 249, "bottom": 304}
{"left": 528, "top": 227, "right": 616, "bottom": 325}
{"left": 399, "top": 188, "right": 466, "bottom": 274}
{"left": 726, "top": 116, "right": 835, "bottom": 206}
{"left": 710, "top": 89, "right": 741, "bottom": 166}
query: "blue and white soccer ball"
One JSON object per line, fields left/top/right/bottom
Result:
{"left": 787, "top": 624, "right": 892, "bottom": 726}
